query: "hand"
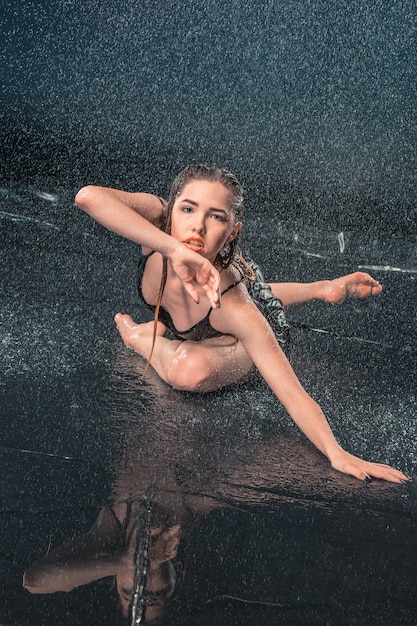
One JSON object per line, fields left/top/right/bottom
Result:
{"left": 149, "top": 525, "right": 181, "bottom": 565}
{"left": 169, "top": 244, "right": 221, "bottom": 309}
{"left": 329, "top": 448, "right": 410, "bottom": 483}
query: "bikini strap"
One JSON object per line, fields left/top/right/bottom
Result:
{"left": 220, "top": 277, "right": 244, "bottom": 297}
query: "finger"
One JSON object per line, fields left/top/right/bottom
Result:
{"left": 202, "top": 265, "right": 220, "bottom": 292}
{"left": 370, "top": 462, "right": 409, "bottom": 476}
{"left": 361, "top": 463, "right": 409, "bottom": 483}
{"left": 199, "top": 270, "right": 220, "bottom": 307}
{"left": 344, "top": 465, "right": 372, "bottom": 481}
{"left": 183, "top": 281, "right": 200, "bottom": 304}
{"left": 215, "top": 287, "right": 221, "bottom": 309}
{"left": 209, "top": 269, "right": 221, "bottom": 305}
{"left": 366, "top": 461, "right": 409, "bottom": 476}
{"left": 202, "top": 282, "right": 221, "bottom": 309}
{"left": 210, "top": 268, "right": 220, "bottom": 293}
{"left": 163, "top": 525, "right": 181, "bottom": 538}
{"left": 334, "top": 458, "right": 408, "bottom": 484}
{"left": 368, "top": 467, "right": 409, "bottom": 483}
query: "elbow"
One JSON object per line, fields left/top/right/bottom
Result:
{"left": 23, "top": 580, "right": 45, "bottom": 595}
{"left": 74, "top": 185, "right": 99, "bottom": 212}
{"left": 23, "top": 568, "right": 51, "bottom": 594}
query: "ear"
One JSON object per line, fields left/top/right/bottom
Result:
{"left": 227, "top": 222, "right": 242, "bottom": 242}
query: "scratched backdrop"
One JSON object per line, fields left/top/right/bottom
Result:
{"left": 2, "top": 0, "right": 416, "bottom": 234}
{"left": 1, "top": 1, "right": 417, "bottom": 625}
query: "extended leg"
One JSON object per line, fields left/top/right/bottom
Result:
{"left": 115, "top": 314, "right": 253, "bottom": 392}
{"left": 269, "top": 272, "right": 382, "bottom": 307}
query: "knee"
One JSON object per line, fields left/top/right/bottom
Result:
{"left": 23, "top": 568, "right": 51, "bottom": 594}
{"left": 165, "top": 347, "right": 211, "bottom": 392}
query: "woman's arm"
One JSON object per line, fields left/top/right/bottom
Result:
{"left": 75, "top": 186, "right": 175, "bottom": 255}
{"left": 75, "top": 186, "right": 221, "bottom": 307}
{"left": 23, "top": 554, "right": 131, "bottom": 594}
{"left": 214, "top": 289, "right": 408, "bottom": 483}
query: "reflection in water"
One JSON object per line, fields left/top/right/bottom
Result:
{"left": 129, "top": 499, "right": 183, "bottom": 624}
{"left": 21, "top": 353, "right": 215, "bottom": 624}
{"left": 23, "top": 498, "right": 185, "bottom": 624}
{"left": 22, "top": 348, "right": 416, "bottom": 624}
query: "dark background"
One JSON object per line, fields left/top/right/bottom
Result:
{"left": 1, "top": 2, "right": 417, "bottom": 624}
{"left": 1, "top": 0, "right": 416, "bottom": 233}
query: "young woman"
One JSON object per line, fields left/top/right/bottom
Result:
{"left": 75, "top": 164, "right": 408, "bottom": 484}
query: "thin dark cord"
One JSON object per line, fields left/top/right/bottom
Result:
{"left": 145, "top": 256, "right": 168, "bottom": 371}
{"left": 130, "top": 495, "right": 153, "bottom": 625}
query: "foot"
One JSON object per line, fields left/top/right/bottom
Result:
{"left": 323, "top": 272, "right": 382, "bottom": 304}
{"left": 114, "top": 313, "right": 164, "bottom": 351}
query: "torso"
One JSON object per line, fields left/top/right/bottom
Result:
{"left": 138, "top": 251, "right": 245, "bottom": 341}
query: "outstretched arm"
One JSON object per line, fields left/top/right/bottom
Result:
{"left": 214, "top": 290, "right": 408, "bottom": 483}
{"left": 75, "top": 186, "right": 220, "bottom": 308}
{"left": 23, "top": 506, "right": 133, "bottom": 594}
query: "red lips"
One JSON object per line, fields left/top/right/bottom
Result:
{"left": 184, "top": 237, "right": 204, "bottom": 252}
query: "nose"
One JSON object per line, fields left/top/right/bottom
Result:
{"left": 192, "top": 215, "right": 205, "bottom": 234}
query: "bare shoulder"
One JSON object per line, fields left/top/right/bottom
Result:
{"left": 212, "top": 271, "right": 267, "bottom": 338}
{"left": 219, "top": 261, "right": 249, "bottom": 291}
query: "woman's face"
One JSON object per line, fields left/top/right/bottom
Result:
{"left": 170, "top": 179, "right": 241, "bottom": 263}
{"left": 116, "top": 526, "right": 181, "bottom": 618}
{"left": 116, "top": 570, "right": 134, "bottom": 616}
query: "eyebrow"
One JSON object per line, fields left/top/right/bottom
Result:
{"left": 180, "top": 198, "right": 229, "bottom": 216}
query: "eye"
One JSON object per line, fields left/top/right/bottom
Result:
{"left": 210, "top": 213, "right": 228, "bottom": 222}
{"left": 182, "top": 206, "right": 193, "bottom": 213}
